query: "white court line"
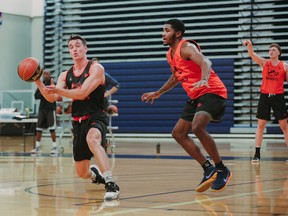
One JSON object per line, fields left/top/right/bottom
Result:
{"left": 98, "top": 186, "right": 287, "bottom": 215}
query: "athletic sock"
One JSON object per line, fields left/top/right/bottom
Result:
{"left": 103, "top": 171, "right": 114, "bottom": 183}
{"left": 202, "top": 160, "right": 213, "bottom": 171}
{"left": 91, "top": 170, "right": 96, "bottom": 180}
{"left": 255, "top": 147, "right": 260, "bottom": 157}
{"left": 215, "top": 161, "right": 225, "bottom": 170}
{"left": 35, "top": 141, "right": 41, "bottom": 148}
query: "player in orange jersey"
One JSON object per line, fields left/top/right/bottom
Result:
{"left": 243, "top": 40, "right": 288, "bottom": 163}
{"left": 141, "top": 19, "right": 232, "bottom": 192}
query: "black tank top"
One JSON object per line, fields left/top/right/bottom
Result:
{"left": 66, "top": 60, "right": 106, "bottom": 117}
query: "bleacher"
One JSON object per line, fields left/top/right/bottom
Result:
{"left": 102, "top": 59, "right": 234, "bottom": 133}
{"left": 43, "top": 0, "right": 288, "bottom": 135}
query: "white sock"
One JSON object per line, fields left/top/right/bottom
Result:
{"left": 52, "top": 142, "right": 57, "bottom": 148}
{"left": 91, "top": 170, "right": 96, "bottom": 181}
{"left": 103, "top": 171, "right": 114, "bottom": 183}
{"left": 35, "top": 141, "right": 41, "bottom": 148}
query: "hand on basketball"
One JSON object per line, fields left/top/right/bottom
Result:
{"left": 141, "top": 92, "right": 160, "bottom": 104}
{"left": 17, "top": 57, "right": 43, "bottom": 82}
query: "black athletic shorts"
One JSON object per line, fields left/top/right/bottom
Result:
{"left": 72, "top": 113, "right": 108, "bottom": 161}
{"left": 180, "top": 93, "right": 226, "bottom": 122}
{"left": 36, "top": 109, "right": 56, "bottom": 131}
{"left": 256, "top": 93, "right": 288, "bottom": 120}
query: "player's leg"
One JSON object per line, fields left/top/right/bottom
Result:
{"left": 172, "top": 118, "right": 217, "bottom": 192}
{"left": 46, "top": 110, "right": 58, "bottom": 154}
{"left": 193, "top": 94, "right": 231, "bottom": 192}
{"left": 253, "top": 119, "right": 267, "bottom": 162}
{"left": 253, "top": 93, "right": 270, "bottom": 162}
{"left": 31, "top": 110, "right": 44, "bottom": 153}
{"left": 31, "top": 130, "right": 42, "bottom": 153}
{"left": 272, "top": 94, "right": 288, "bottom": 146}
{"left": 87, "top": 126, "right": 120, "bottom": 200}
{"left": 172, "top": 100, "right": 217, "bottom": 192}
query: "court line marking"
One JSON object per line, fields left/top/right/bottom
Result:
{"left": 98, "top": 186, "right": 287, "bottom": 215}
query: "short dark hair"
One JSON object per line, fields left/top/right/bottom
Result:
{"left": 269, "top": 43, "right": 282, "bottom": 57}
{"left": 67, "top": 34, "right": 87, "bottom": 47}
{"left": 165, "top": 19, "right": 185, "bottom": 36}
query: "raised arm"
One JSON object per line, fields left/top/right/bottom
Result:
{"left": 243, "top": 40, "right": 267, "bottom": 68}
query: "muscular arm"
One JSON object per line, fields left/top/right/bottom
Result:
{"left": 284, "top": 62, "right": 288, "bottom": 82}
{"left": 156, "top": 74, "right": 178, "bottom": 95}
{"left": 243, "top": 40, "right": 266, "bottom": 68}
{"left": 37, "top": 62, "right": 105, "bottom": 102}
{"left": 181, "top": 42, "right": 212, "bottom": 81}
{"left": 141, "top": 74, "right": 178, "bottom": 104}
{"left": 34, "top": 76, "right": 65, "bottom": 103}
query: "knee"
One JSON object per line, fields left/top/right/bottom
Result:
{"left": 191, "top": 123, "right": 204, "bottom": 136}
{"left": 171, "top": 128, "right": 183, "bottom": 141}
{"left": 257, "top": 124, "right": 265, "bottom": 131}
{"left": 86, "top": 136, "right": 101, "bottom": 148}
{"left": 171, "top": 129, "right": 187, "bottom": 142}
{"left": 280, "top": 124, "right": 288, "bottom": 132}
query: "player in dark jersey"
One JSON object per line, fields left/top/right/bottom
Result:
{"left": 34, "top": 35, "right": 120, "bottom": 200}
{"left": 243, "top": 40, "right": 288, "bottom": 163}
{"left": 104, "top": 72, "right": 120, "bottom": 109}
{"left": 142, "top": 19, "right": 232, "bottom": 192}
{"left": 92, "top": 58, "right": 121, "bottom": 111}
{"left": 31, "top": 70, "right": 59, "bottom": 155}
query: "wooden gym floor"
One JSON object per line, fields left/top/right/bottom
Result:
{"left": 0, "top": 135, "right": 287, "bottom": 216}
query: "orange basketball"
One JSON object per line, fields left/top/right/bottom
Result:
{"left": 17, "top": 57, "right": 43, "bottom": 82}
{"left": 107, "top": 105, "right": 118, "bottom": 114}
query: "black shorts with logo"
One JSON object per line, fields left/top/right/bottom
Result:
{"left": 256, "top": 93, "right": 288, "bottom": 120}
{"left": 180, "top": 93, "right": 226, "bottom": 122}
{"left": 72, "top": 112, "right": 108, "bottom": 161}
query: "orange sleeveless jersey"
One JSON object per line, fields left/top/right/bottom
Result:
{"left": 260, "top": 60, "right": 286, "bottom": 94}
{"left": 166, "top": 39, "right": 227, "bottom": 99}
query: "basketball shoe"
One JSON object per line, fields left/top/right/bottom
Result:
{"left": 50, "top": 147, "right": 58, "bottom": 155}
{"left": 104, "top": 182, "right": 120, "bottom": 200}
{"left": 31, "top": 146, "right": 40, "bottom": 154}
{"left": 211, "top": 167, "right": 232, "bottom": 192}
{"left": 252, "top": 153, "right": 260, "bottom": 164}
{"left": 195, "top": 166, "right": 217, "bottom": 192}
{"left": 90, "top": 165, "right": 105, "bottom": 184}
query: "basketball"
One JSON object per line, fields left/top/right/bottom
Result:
{"left": 17, "top": 57, "right": 43, "bottom": 82}
{"left": 107, "top": 105, "right": 118, "bottom": 114}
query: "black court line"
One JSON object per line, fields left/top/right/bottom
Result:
{"left": 23, "top": 172, "right": 288, "bottom": 204}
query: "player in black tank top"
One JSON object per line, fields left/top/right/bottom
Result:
{"left": 66, "top": 59, "right": 107, "bottom": 117}
{"left": 33, "top": 34, "right": 119, "bottom": 200}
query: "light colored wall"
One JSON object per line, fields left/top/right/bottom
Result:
{"left": 0, "top": 0, "right": 44, "bottom": 91}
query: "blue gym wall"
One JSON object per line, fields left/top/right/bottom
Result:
{"left": 103, "top": 59, "right": 234, "bottom": 134}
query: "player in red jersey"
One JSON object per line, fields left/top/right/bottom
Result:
{"left": 141, "top": 19, "right": 232, "bottom": 192}
{"left": 243, "top": 40, "right": 288, "bottom": 163}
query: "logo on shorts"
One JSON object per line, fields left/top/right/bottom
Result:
{"left": 197, "top": 103, "right": 202, "bottom": 107}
